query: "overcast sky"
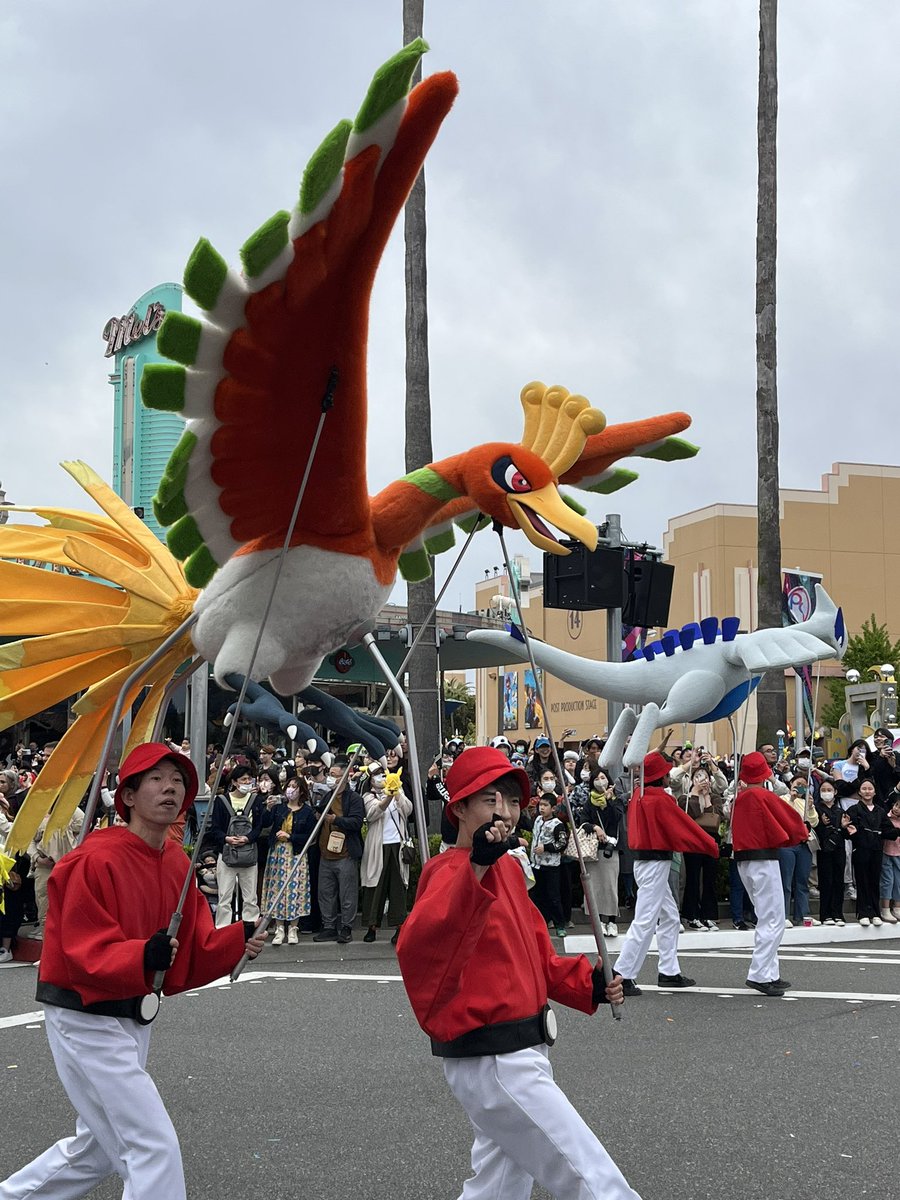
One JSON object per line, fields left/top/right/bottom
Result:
{"left": 2, "top": 0, "right": 898, "bottom": 615}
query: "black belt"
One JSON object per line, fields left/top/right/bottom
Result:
{"left": 733, "top": 849, "right": 778, "bottom": 862}
{"left": 431, "top": 1006, "right": 557, "bottom": 1058}
{"left": 37, "top": 982, "right": 161, "bottom": 1025}
{"left": 634, "top": 850, "right": 673, "bottom": 861}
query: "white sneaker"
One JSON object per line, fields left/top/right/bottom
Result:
{"left": 0, "top": 948, "right": 13, "bottom": 965}
{"left": 678, "top": 922, "right": 686, "bottom": 933}
{"left": 836, "top": 919, "right": 846, "bottom": 927}
{"left": 809, "top": 918, "right": 822, "bottom": 926}
{"left": 824, "top": 918, "right": 835, "bottom": 926}
{"left": 687, "top": 919, "right": 705, "bottom": 931}
{"left": 872, "top": 916, "right": 883, "bottom": 927}
{"left": 271, "top": 926, "right": 285, "bottom": 946}
{"left": 608, "top": 922, "right": 618, "bottom": 938}
{"left": 287, "top": 926, "right": 299, "bottom": 944}
{"left": 600, "top": 922, "right": 610, "bottom": 936}
{"left": 705, "top": 920, "right": 719, "bottom": 931}
{"left": 880, "top": 909, "right": 898, "bottom": 924}
{"left": 860, "top": 917, "right": 871, "bottom": 927}
{"left": 784, "top": 918, "right": 793, "bottom": 928}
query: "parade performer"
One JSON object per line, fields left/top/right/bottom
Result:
{"left": 614, "top": 752, "right": 718, "bottom": 997}
{"left": 0, "top": 744, "right": 267, "bottom": 1200}
{"left": 396, "top": 747, "right": 639, "bottom": 1200}
{"left": 731, "top": 751, "right": 809, "bottom": 997}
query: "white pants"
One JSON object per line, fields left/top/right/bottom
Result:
{"left": 0, "top": 1006, "right": 185, "bottom": 1200}
{"left": 215, "top": 859, "right": 259, "bottom": 927}
{"left": 443, "top": 1047, "right": 640, "bottom": 1200}
{"left": 737, "top": 858, "right": 784, "bottom": 984}
{"left": 614, "top": 859, "right": 681, "bottom": 979}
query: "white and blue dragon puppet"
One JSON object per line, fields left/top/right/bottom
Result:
{"left": 468, "top": 584, "right": 847, "bottom": 770}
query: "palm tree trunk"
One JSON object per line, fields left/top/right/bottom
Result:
{"left": 403, "top": 0, "right": 440, "bottom": 817}
{"left": 755, "top": 0, "right": 786, "bottom": 742}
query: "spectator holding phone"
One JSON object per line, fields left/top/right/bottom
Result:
{"left": 842, "top": 779, "right": 900, "bottom": 925}
{"left": 867, "top": 729, "right": 900, "bottom": 806}
{"left": 814, "top": 783, "right": 846, "bottom": 926}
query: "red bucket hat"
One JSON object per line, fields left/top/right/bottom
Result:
{"left": 738, "top": 751, "right": 772, "bottom": 786}
{"left": 642, "top": 752, "right": 671, "bottom": 784}
{"left": 114, "top": 743, "right": 199, "bottom": 820}
{"left": 444, "top": 747, "right": 531, "bottom": 827}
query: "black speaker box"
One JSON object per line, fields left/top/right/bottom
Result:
{"left": 543, "top": 544, "right": 625, "bottom": 611}
{"left": 622, "top": 554, "right": 674, "bottom": 627}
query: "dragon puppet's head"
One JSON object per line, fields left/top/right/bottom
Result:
{"left": 451, "top": 382, "right": 604, "bottom": 556}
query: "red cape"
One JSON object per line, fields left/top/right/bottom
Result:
{"left": 628, "top": 787, "right": 719, "bottom": 856}
{"left": 732, "top": 786, "right": 808, "bottom": 851}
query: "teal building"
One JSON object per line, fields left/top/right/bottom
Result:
{"left": 105, "top": 283, "right": 184, "bottom": 541}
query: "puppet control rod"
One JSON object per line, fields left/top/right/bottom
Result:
{"left": 492, "top": 523, "right": 621, "bottom": 1020}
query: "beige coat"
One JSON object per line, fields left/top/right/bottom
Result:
{"left": 360, "top": 790, "right": 413, "bottom": 889}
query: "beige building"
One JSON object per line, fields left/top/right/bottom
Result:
{"left": 474, "top": 463, "right": 898, "bottom": 754}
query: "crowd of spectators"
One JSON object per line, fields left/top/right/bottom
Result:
{"left": 4, "top": 724, "right": 900, "bottom": 965}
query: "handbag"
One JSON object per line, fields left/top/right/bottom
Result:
{"left": 390, "top": 806, "right": 416, "bottom": 866}
{"left": 564, "top": 825, "right": 600, "bottom": 863}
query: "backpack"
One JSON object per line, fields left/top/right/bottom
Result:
{"left": 220, "top": 795, "right": 257, "bottom": 867}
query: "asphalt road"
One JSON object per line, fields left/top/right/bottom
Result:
{"left": 2, "top": 939, "right": 898, "bottom": 1199}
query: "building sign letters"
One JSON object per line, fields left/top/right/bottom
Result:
{"left": 102, "top": 302, "right": 166, "bottom": 358}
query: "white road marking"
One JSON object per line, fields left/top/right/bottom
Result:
{"left": 666, "top": 950, "right": 900, "bottom": 966}
{"left": 0, "top": 1011, "right": 45, "bottom": 1030}
{"left": 649, "top": 985, "right": 900, "bottom": 1002}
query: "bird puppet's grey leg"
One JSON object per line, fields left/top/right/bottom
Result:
{"left": 600, "top": 708, "right": 639, "bottom": 775}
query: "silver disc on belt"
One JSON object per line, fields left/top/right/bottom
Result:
{"left": 138, "top": 992, "right": 161, "bottom": 1024}
{"left": 544, "top": 1006, "right": 558, "bottom": 1044}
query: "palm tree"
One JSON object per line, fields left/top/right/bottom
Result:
{"left": 755, "top": 0, "right": 786, "bottom": 741}
{"left": 402, "top": 0, "right": 441, "bottom": 806}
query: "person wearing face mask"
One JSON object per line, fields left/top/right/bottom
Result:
{"left": 360, "top": 764, "right": 413, "bottom": 944}
{"left": 814, "top": 783, "right": 846, "bottom": 926}
{"left": 778, "top": 776, "right": 820, "bottom": 927}
{"left": 209, "top": 766, "right": 266, "bottom": 929}
{"left": 261, "top": 774, "right": 316, "bottom": 945}
{"left": 253, "top": 766, "right": 282, "bottom": 905}
{"left": 865, "top": 729, "right": 900, "bottom": 806}
{"left": 879, "top": 795, "right": 900, "bottom": 923}
{"left": 841, "top": 779, "right": 900, "bottom": 926}
{"left": 313, "top": 757, "right": 366, "bottom": 944}
{"left": 571, "top": 768, "right": 623, "bottom": 937}
{"left": 679, "top": 767, "right": 724, "bottom": 932}
{"left": 526, "top": 738, "right": 554, "bottom": 789}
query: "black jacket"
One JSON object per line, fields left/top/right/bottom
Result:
{"left": 268, "top": 802, "right": 317, "bottom": 854}
{"left": 814, "top": 803, "right": 844, "bottom": 853}
{"left": 208, "top": 791, "right": 266, "bottom": 853}
{"left": 843, "top": 802, "right": 900, "bottom": 854}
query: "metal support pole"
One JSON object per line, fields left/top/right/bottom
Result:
{"left": 794, "top": 674, "right": 805, "bottom": 756}
{"left": 605, "top": 513, "right": 623, "bottom": 737}
{"left": 362, "top": 633, "right": 430, "bottom": 864}
{"left": 151, "top": 658, "right": 205, "bottom": 742}
{"left": 188, "top": 666, "right": 209, "bottom": 787}
{"left": 494, "top": 523, "right": 621, "bottom": 1019}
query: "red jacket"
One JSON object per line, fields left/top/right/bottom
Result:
{"left": 628, "top": 786, "right": 719, "bottom": 855}
{"left": 732, "top": 786, "right": 809, "bottom": 852}
{"left": 39, "top": 827, "right": 244, "bottom": 1006}
{"left": 397, "top": 849, "right": 596, "bottom": 1042}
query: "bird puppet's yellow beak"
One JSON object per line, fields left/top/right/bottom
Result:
{"left": 507, "top": 485, "right": 598, "bottom": 556}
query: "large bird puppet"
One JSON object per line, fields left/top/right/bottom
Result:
{"left": 0, "top": 41, "right": 697, "bottom": 853}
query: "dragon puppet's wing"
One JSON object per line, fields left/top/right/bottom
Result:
{"left": 141, "top": 41, "right": 458, "bottom": 586}
{"left": 0, "top": 462, "right": 198, "bottom": 852}
{"left": 396, "top": 404, "right": 698, "bottom": 581}
{"left": 721, "top": 586, "right": 846, "bottom": 674}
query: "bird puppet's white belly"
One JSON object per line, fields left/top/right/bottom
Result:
{"left": 192, "top": 545, "right": 393, "bottom": 695}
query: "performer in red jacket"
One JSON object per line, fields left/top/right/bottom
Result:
{"left": 397, "top": 747, "right": 639, "bottom": 1200}
{"left": 614, "top": 753, "right": 719, "bottom": 996}
{"left": 731, "top": 751, "right": 808, "bottom": 997}
{"left": 1, "top": 743, "right": 267, "bottom": 1200}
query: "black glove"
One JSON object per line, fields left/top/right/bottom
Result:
{"left": 143, "top": 929, "right": 173, "bottom": 971}
{"left": 470, "top": 818, "right": 518, "bottom": 866}
{"left": 591, "top": 966, "right": 606, "bottom": 1007}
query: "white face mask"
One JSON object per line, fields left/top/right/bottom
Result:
{"left": 325, "top": 776, "right": 338, "bottom": 791}
{"left": 236, "top": 782, "right": 252, "bottom": 794}
{"left": 797, "top": 757, "right": 810, "bottom": 768}
{"left": 541, "top": 779, "right": 556, "bottom": 792}
{"left": 370, "top": 775, "right": 385, "bottom": 791}
{"left": 819, "top": 790, "right": 835, "bottom": 803}
{"left": 258, "top": 779, "right": 273, "bottom": 793}
{"left": 580, "top": 771, "right": 591, "bottom": 782}
{"left": 286, "top": 786, "right": 299, "bottom": 800}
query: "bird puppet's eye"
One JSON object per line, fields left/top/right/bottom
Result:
{"left": 491, "top": 456, "right": 532, "bottom": 494}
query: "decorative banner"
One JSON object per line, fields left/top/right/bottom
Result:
{"left": 503, "top": 671, "right": 519, "bottom": 730}
{"left": 782, "top": 570, "right": 823, "bottom": 741}
{"left": 524, "top": 668, "right": 544, "bottom": 729}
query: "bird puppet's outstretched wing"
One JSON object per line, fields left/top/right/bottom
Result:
{"left": 141, "top": 41, "right": 458, "bottom": 588}
{"left": 0, "top": 463, "right": 198, "bottom": 852}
